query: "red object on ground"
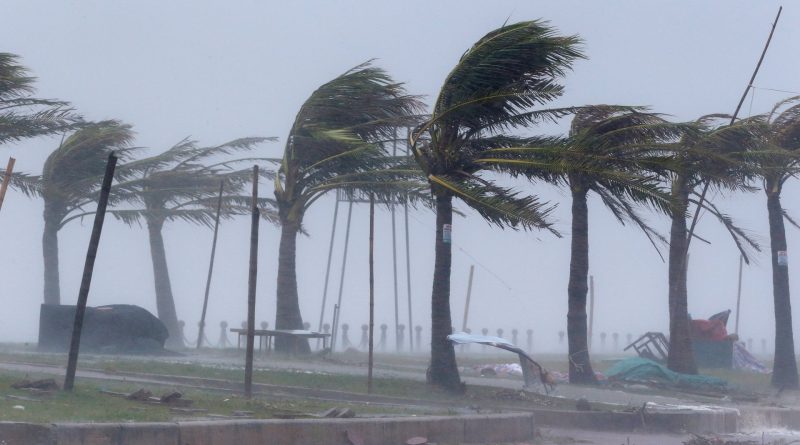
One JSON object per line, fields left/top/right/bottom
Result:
{"left": 691, "top": 319, "right": 728, "bottom": 341}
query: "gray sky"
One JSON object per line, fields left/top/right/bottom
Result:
{"left": 1, "top": 1, "right": 798, "bottom": 353}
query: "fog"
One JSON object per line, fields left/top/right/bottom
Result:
{"left": 1, "top": 1, "right": 798, "bottom": 354}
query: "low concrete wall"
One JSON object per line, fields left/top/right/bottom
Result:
{"left": 0, "top": 413, "right": 535, "bottom": 445}
{"left": 531, "top": 407, "right": 738, "bottom": 434}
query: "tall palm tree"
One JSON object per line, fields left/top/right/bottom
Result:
{"left": 0, "top": 52, "right": 82, "bottom": 147}
{"left": 666, "top": 115, "right": 763, "bottom": 374}
{"left": 749, "top": 97, "right": 800, "bottom": 388}
{"left": 273, "top": 62, "right": 423, "bottom": 353}
{"left": 40, "top": 120, "right": 136, "bottom": 305}
{"left": 90, "top": 137, "right": 277, "bottom": 348}
{"left": 410, "top": 20, "right": 583, "bottom": 392}
{"left": 490, "top": 106, "right": 685, "bottom": 383}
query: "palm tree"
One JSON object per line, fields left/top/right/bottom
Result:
{"left": 40, "top": 120, "right": 136, "bottom": 305}
{"left": 749, "top": 97, "right": 800, "bottom": 388}
{"left": 409, "top": 20, "right": 583, "bottom": 392}
{"left": 0, "top": 52, "right": 82, "bottom": 147}
{"left": 665, "top": 115, "right": 763, "bottom": 374}
{"left": 492, "top": 106, "right": 685, "bottom": 383}
{"left": 97, "top": 137, "right": 276, "bottom": 348}
{"left": 273, "top": 62, "right": 423, "bottom": 353}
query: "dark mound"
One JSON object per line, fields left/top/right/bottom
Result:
{"left": 38, "top": 304, "right": 169, "bottom": 354}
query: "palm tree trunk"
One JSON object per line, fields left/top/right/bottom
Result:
{"left": 275, "top": 218, "right": 310, "bottom": 354}
{"left": 427, "top": 192, "right": 463, "bottom": 393}
{"left": 146, "top": 218, "right": 183, "bottom": 349}
{"left": 42, "top": 216, "right": 61, "bottom": 306}
{"left": 567, "top": 188, "right": 597, "bottom": 384}
{"left": 766, "top": 184, "right": 798, "bottom": 389}
{"left": 667, "top": 174, "right": 697, "bottom": 374}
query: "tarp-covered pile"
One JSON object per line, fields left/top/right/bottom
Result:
{"left": 606, "top": 357, "right": 727, "bottom": 390}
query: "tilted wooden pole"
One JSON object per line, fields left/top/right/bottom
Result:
{"left": 197, "top": 181, "right": 224, "bottom": 349}
{"left": 588, "top": 275, "right": 595, "bottom": 350}
{"left": 686, "top": 6, "right": 782, "bottom": 252}
{"left": 461, "top": 265, "right": 475, "bottom": 331}
{"left": 0, "top": 157, "right": 16, "bottom": 214}
{"left": 64, "top": 153, "right": 117, "bottom": 391}
{"left": 244, "top": 166, "right": 259, "bottom": 398}
{"left": 734, "top": 254, "right": 744, "bottom": 333}
{"left": 367, "top": 193, "right": 375, "bottom": 393}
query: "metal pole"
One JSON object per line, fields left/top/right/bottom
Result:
{"left": 735, "top": 254, "right": 744, "bottom": 333}
{"left": 588, "top": 275, "right": 595, "bottom": 351}
{"left": 244, "top": 166, "right": 259, "bottom": 398}
{"left": 64, "top": 153, "right": 117, "bottom": 391}
{"left": 403, "top": 134, "right": 414, "bottom": 352}
{"left": 391, "top": 129, "right": 400, "bottom": 352}
{"left": 686, "top": 6, "right": 782, "bottom": 252}
{"left": 331, "top": 200, "right": 354, "bottom": 353}
{"left": 0, "top": 157, "right": 16, "bottom": 214}
{"left": 368, "top": 194, "right": 375, "bottom": 393}
{"left": 461, "top": 265, "right": 475, "bottom": 331}
{"left": 197, "top": 181, "right": 224, "bottom": 349}
{"left": 316, "top": 198, "right": 340, "bottom": 348}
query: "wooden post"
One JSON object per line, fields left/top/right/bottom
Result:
{"left": 64, "top": 153, "right": 117, "bottom": 391}
{"left": 0, "top": 157, "right": 16, "bottom": 214}
{"left": 588, "top": 275, "right": 595, "bottom": 350}
{"left": 461, "top": 265, "right": 475, "bottom": 331}
{"left": 734, "top": 254, "right": 744, "bottom": 333}
{"left": 367, "top": 193, "right": 375, "bottom": 393}
{"left": 197, "top": 181, "right": 224, "bottom": 349}
{"left": 244, "top": 166, "right": 259, "bottom": 398}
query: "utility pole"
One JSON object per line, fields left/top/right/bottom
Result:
{"left": 244, "top": 166, "right": 259, "bottom": 398}
{"left": 197, "top": 181, "right": 224, "bottom": 349}
{"left": 461, "top": 265, "right": 475, "bottom": 332}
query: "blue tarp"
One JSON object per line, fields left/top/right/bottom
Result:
{"left": 605, "top": 357, "right": 727, "bottom": 390}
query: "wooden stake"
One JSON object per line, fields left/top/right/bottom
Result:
{"left": 588, "top": 275, "right": 595, "bottom": 350}
{"left": 64, "top": 153, "right": 117, "bottom": 391}
{"left": 244, "top": 166, "right": 259, "bottom": 398}
{"left": 197, "top": 181, "right": 224, "bottom": 349}
{"left": 367, "top": 193, "right": 375, "bottom": 393}
{"left": 0, "top": 157, "right": 16, "bottom": 214}
{"left": 461, "top": 265, "right": 475, "bottom": 331}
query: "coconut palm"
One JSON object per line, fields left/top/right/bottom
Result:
{"left": 0, "top": 52, "right": 82, "bottom": 147}
{"left": 665, "top": 115, "right": 763, "bottom": 374}
{"left": 748, "top": 97, "right": 800, "bottom": 388}
{"left": 87, "top": 137, "right": 277, "bottom": 348}
{"left": 488, "top": 106, "right": 686, "bottom": 383}
{"left": 273, "top": 62, "right": 424, "bottom": 353}
{"left": 40, "top": 120, "right": 136, "bottom": 305}
{"left": 409, "top": 20, "right": 583, "bottom": 392}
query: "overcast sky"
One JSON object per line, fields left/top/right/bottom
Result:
{"left": 1, "top": 1, "right": 798, "bottom": 354}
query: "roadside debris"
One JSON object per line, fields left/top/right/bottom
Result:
{"left": 11, "top": 378, "right": 59, "bottom": 391}
{"left": 683, "top": 434, "right": 757, "bottom": 445}
{"left": 100, "top": 388, "right": 193, "bottom": 407}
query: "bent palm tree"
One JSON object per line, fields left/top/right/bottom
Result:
{"left": 749, "top": 97, "right": 800, "bottom": 388}
{"left": 273, "top": 62, "right": 423, "bottom": 353}
{"left": 102, "top": 137, "right": 277, "bottom": 348}
{"left": 410, "top": 20, "right": 583, "bottom": 392}
{"left": 489, "top": 106, "right": 685, "bottom": 383}
{"left": 0, "top": 52, "right": 82, "bottom": 147}
{"left": 666, "top": 115, "right": 763, "bottom": 374}
{"left": 41, "top": 120, "right": 136, "bottom": 305}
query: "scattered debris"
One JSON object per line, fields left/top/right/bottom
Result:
{"left": 101, "top": 388, "right": 193, "bottom": 407}
{"left": 683, "top": 434, "right": 757, "bottom": 445}
{"left": 169, "top": 408, "right": 208, "bottom": 414}
{"left": 11, "top": 405, "right": 25, "bottom": 411}
{"left": 575, "top": 397, "right": 591, "bottom": 411}
{"left": 5, "top": 394, "right": 43, "bottom": 403}
{"left": 11, "top": 378, "right": 59, "bottom": 391}
{"left": 320, "top": 407, "right": 356, "bottom": 418}
{"left": 406, "top": 437, "right": 428, "bottom": 445}
{"left": 126, "top": 389, "right": 152, "bottom": 401}
{"left": 231, "top": 410, "right": 254, "bottom": 417}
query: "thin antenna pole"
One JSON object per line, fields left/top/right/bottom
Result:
{"left": 391, "top": 129, "right": 400, "bottom": 351}
{"left": 368, "top": 194, "right": 375, "bottom": 393}
{"left": 461, "top": 265, "right": 475, "bottom": 331}
{"left": 64, "top": 153, "right": 117, "bottom": 391}
{"left": 244, "top": 166, "right": 259, "bottom": 398}
{"left": 197, "top": 181, "right": 224, "bottom": 349}
{"left": 686, "top": 6, "right": 782, "bottom": 252}
{"left": 0, "top": 157, "right": 16, "bottom": 214}
{"left": 316, "top": 198, "right": 340, "bottom": 347}
{"left": 331, "top": 200, "right": 354, "bottom": 353}
{"left": 735, "top": 254, "right": 744, "bottom": 333}
{"left": 404, "top": 132, "right": 414, "bottom": 352}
